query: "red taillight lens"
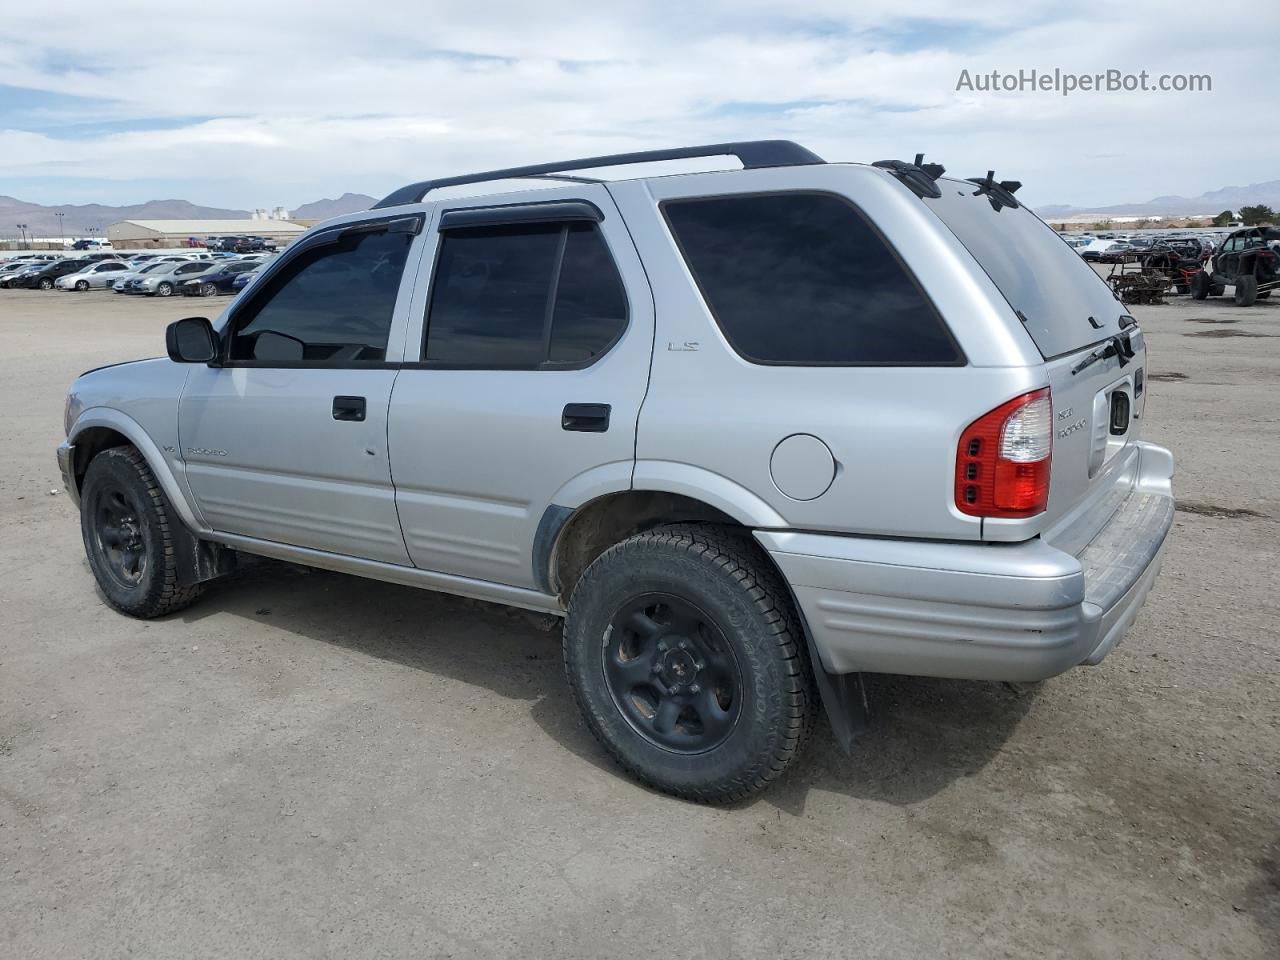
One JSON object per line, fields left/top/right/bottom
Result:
{"left": 955, "top": 388, "right": 1052, "bottom": 518}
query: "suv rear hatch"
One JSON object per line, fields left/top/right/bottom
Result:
{"left": 923, "top": 179, "right": 1146, "bottom": 546}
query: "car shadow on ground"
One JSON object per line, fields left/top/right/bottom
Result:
{"left": 174, "top": 557, "right": 1038, "bottom": 814}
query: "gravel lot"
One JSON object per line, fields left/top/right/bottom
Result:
{"left": 1, "top": 284, "right": 1276, "bottom": 959}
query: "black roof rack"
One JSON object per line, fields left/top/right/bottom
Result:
{"left": 371, "top": 140, "right": 824, "bottom": 209}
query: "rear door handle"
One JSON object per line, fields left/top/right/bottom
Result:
{"left": 332, "top": 396, "right": 366, "bottom": 422}
{"left": 562, "top": 403, "right": 610, "bottom": 432}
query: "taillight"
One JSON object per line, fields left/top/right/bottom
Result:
{"left": 955, "top": 388, "right": 1052, "bottom": 518}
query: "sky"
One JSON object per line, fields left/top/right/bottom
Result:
{"left": 0, "top": 0, "right": 1275, "bottom": 211}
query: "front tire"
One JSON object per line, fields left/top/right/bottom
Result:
{"left": 39, "top": 277, "right": 53, "bottom": 289}
{"left": 563, "top": 524, "right": 817, "bottom": 803}
{"left": 201, "top": 282, "right": 217, "bottom": 297}
{"left": 75, "top": 279, "right": 89, "bottom": 291}
{"left": 155, "top": 281, "right": 173, "bottom": 297}
{"left": 79, "top": 446, "right": 204, "bottom": 618}
{"left": 1235, "top": 274, "right": 1258, "bottom": 306}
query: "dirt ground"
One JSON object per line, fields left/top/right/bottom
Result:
{"left": 1, "top": 284, "right": 1276, "bottom": 959}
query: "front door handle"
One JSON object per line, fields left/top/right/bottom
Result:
{"left": 332, "top": 396, "right": 366, "bottom": 422}
{"left": 562, "top": 403, "right": 610, "bottom": 432}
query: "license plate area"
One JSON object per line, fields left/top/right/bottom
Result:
{"left": 1089, "top": 374, "right": 1136, "bottom": 477}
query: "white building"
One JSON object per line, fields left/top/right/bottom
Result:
{"left": 107, "top": 219, "right": 307, "bottom": 248}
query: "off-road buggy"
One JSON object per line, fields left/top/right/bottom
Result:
{"left": 1192, "top": 226, "right": 1280, "bottom": 305}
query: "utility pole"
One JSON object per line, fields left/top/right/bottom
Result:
{"left": 16, "top": 223, "right": 27, "bottom": 246}
{"left": 55, "top": 212, "right": 65, "bottom": 245}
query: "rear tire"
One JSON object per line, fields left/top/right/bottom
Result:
{"left": 1190, "top": 271, "right": 1210, "bottom": 300}
{"left": 1235, "top": 275, "right": 1258, "bottom": 306}
{"left": 563, "top": 523, "right": 817, "bottom": 803}
{"left": 79, "top": 446, "right": 204, "bottom": 619}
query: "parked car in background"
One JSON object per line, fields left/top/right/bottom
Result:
{"left": 12, "top": 258, "right": 93, "bottom": 289}
{"left": 1081, "top": 240, "right": 1135, "bottom": 263}
{"left": 124, "top": 259, "right": 216, "bottom": 296}
{"left": 54, "top": 260, "right": 130, "bottom": 290}
{"left": 230, "top": 268, "right": 260, "bottom": 293}
{"left": 178, "top": 259, "right": 263, "bottom": 296}
{"left": 112, "top": 260, "right": 179, "bottom": 293}
{"left": 0, "top": 262, "right": 44, "bottom": 287}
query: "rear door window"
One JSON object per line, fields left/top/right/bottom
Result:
{"left": 662, "top": 192, "right": 960, "bottom": 365}
{"left": 423, "top": 220, "right": 627, "bottom": 367}
{"left": 923, "top": 180, "right": 1128, "bottom": 359}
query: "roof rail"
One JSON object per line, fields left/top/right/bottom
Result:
{"left": 371, "top": 140, "right": 824, "bottom": 209}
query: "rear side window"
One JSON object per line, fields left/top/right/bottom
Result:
{"left": 663, "top": 192, "right": 960, "bottom": 365}
{"left": 423, "top": 221, "right": 627, "bottom": 367}
{"left": 229, "top": 227, "right": 411, "bottom": 363}
{"left": 923, "top": 180, "right": 1128, "bottom": 359}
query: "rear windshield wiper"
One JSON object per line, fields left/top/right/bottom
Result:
{"left": 1072, "top": 333, "right": 1135, "bottom": 375}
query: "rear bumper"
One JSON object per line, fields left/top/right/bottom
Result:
{"left": 758, "top": 442, "right": 1175, "bottom": 682}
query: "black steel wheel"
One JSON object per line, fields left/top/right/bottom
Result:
{"left": 79, "top": 446, "right": 204, "bottom": 618}
{"left": 563, "top": 523, "right": 817, "bottom": 803}
{"left": 90, "top": 483, "right": 151, "bottom": 589}
{"left": 602, "top": 593, "right": 743, "bottom": 754}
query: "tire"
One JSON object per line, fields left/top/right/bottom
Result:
{"left": 1190, "top": 271, "right": 1211, "bottom": 300}
{"left": 39, "top": 277, "right": 53, "bottom": 289}
{"left": 1174, "top": 283, "right": 1189, "bottom": 295}
{"left": 156, "top": 281, "right": 173, "bottom": 297}
{"left": 79, "top": 446, "right": 204, "bottom": 619}
{"left": 1258, "top": 291, "right": 1271, "bottom": 299}
{"left": 75, "top": 279, "right": 89, "bottom": 291}
{"left": 563, "top": 523, "right": 817, "bottom": 803}
{"left": 1234, "top": 274, "right": 1258, "bottom": 306}
{"left": 201, "top": 282, "right": 217, "bottom": 297}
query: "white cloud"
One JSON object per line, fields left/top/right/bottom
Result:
{"left": 0, "top": 0, "right": 1275, "bottom": 208}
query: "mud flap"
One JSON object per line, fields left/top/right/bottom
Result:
{"left": 811, "top": 657, "right": 871, "bottom": 753}
{"left": 171, "top": 522, "right": 237, "bottom": 588}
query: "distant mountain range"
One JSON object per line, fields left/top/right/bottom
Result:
{"left": 6, "top": 177, "right": 1274, "bottom": 238}
{"left": 291, "top": 193, "right": 376, "bottom": 220}
{"left": 0, "top": 192, "right": 376, "bottom": 238}
{"left": 1038, "top": 180, "right": 1280, "bottom": 218}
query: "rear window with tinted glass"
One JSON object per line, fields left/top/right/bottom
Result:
{"left": 923, "top": 180, "right": 1126, "bottom": 359}
{"left": 662, "top": 192, "right": 961, "bottom": 365}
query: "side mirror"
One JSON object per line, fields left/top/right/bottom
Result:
{"left": 166, "top": 316, "right": 219, "bottom": 364}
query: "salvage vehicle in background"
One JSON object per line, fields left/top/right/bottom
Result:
{"left": 12, "top": 258, "right": 92, "bottom": 289}
{"left": 56, "top": 142, "right": 1174, "bottom": 802}
{"left": 0, "top": 261, "right": 44, "bottom": 287}
{"left": 1192, "top": 226, "right": 1280, "bottom": 305}
{"left": 179, "top": 259, "right": 263, "bottom": 296}
{"left": 54, "top": 260, "right": 130, "bottom": 291}
{"left": 123, "top": 259, "right": 217, "bottom": 297}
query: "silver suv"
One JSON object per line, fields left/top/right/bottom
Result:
{"left": 57, "top": 142, "right": 1174, "bottom": 802}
